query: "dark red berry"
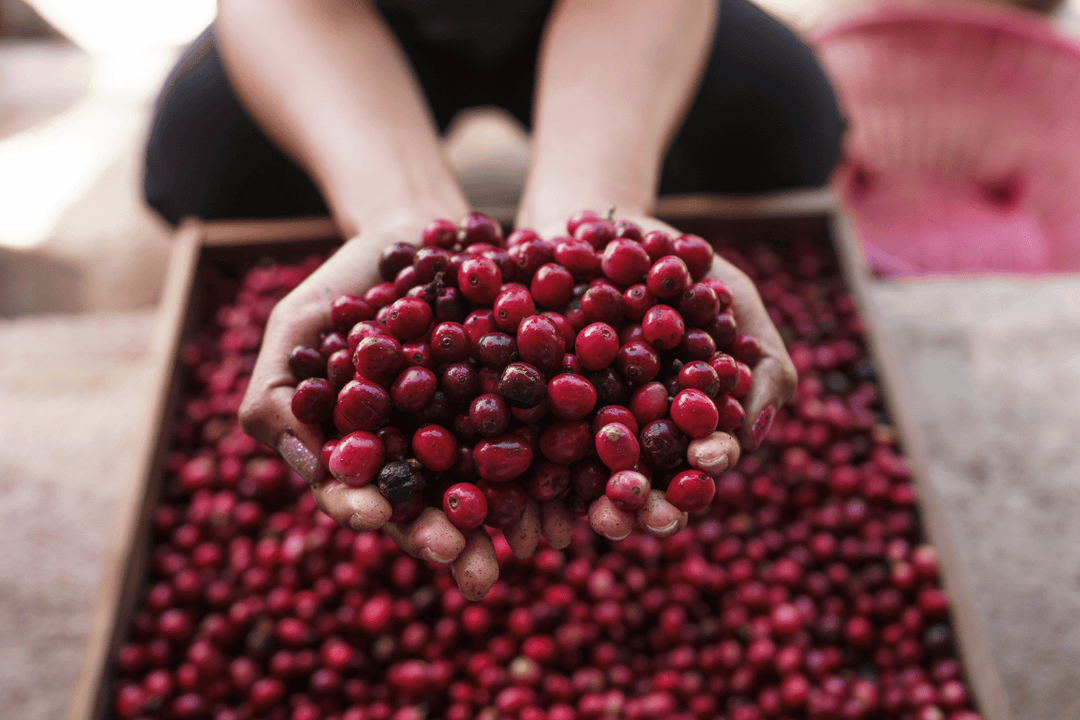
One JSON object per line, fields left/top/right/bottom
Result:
{"left": 546, "top": 374, "right": 598, "bottom": 420}
{"left": 353, "top": 335, "right": 404, "bottom": 383}
{"left": 469, "top": 393, "right": 511, "bottom": 437}
{"left": 390, "top": 367, "right": 438, "bottom": 413}
{"left": 291, "top": 378, "right": 336, "bottom": 424}
{"left": 614, "top": 340, "right": 661, "bottom": 385}
{"left": 647, "top": 255, "right": 693, "bottom": 299}
{"left": 523, "top": 461, "right": 572, "bottom": 502}
{"left": 539, "top": 421, "right": 593, "bottom": 464}
{"left": 678, "top": 360, "right": 721, "bottom": 397}
{"left": 581, "top": 283, "right": 624, "bottom": 326}
{"left": 474, "top": 435, "right": 534, "bottom": 483}
{"left": 334, "top": 379, "right": 392, "bottom": 433}
{"left": 639, "top": 419, "right": 688, "bottom": 469}
{"left": 715, "top": 395, "right": 745, "bottom": 432}
{"left": 440, "top": 363, "right": 479, "bottom": 405}
{"left": 376, "top": 461, "right": 426, "bottom": 503}
{"left": 458, "top": 256, "right": 503, "bottom": 304}
{"left": 289, "top": 345, "right": 326, "bottom": 381}
{"left": 498, "top": 362, "right": 546, "bottom": 408}
{"left": 459, "top": 211, "right": 503, "bottom": 248}
{"left": 475, "top": 333, "right": 517, "bottom": 369}
{"left": 330, "top": 294, "right": 375, "bottom": 333}
{"left": 430, "top": 322, "right": 472, "bottom": 364}
{"left": 412, "top": 424, "right": 458, "bottom": 472}
{"left": 517, "top": 315, "right": 563, "bottom": 372}
{"left": 480, "top": 481, "right": 528, "bottom": 528}
{"left": 379, "top": 241, "right": 416, "bottom": 281}
{"left": 422, "top": 218, "right": 458, "bottom": 248}
{"left": 386, "top": 297, "right": 433, "bottom": 342}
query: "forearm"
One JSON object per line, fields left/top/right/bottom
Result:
{"left": 216, "top": 0, "right": 468, "bottom": 239}
{"left": 517, "top": 0, "right": 718, "bottom": 231}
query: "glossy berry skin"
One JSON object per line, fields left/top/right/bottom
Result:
{"left": 328, "top": 431, "right": 385, "bottom": 487}
{"left": 353, "top": 335, "right": 403, "bottom": 383}
{"left": 575, "top": 322, "right": 618, "bottom": 371}
{"left": 493, "top": 284, "right": 536, "bottom": 333}
{"left": 508, "top": 238, "right": 554, "bottom": 278}
{"left": 614, "top": 341, "right": 661, "bottom": 385}
{"left": 516, "top": 315, "right": 563, "bottom": 372}
{"left": 469, "top": 393, "right": 511, "bottom": 437}
{"left": 678, "top": 327, "right": 716, "bottom": 361}
{"left": 666, "top": 469, "right": 716, "bottom": 512}
{"left": 553, "top": 238, "right": 601, "bottom": 279}
{"left": 592, "top": 405, "right": 638, "bottom": 435}
{"left": 412, "top": 246, "right": 452, "bottom": 283}
{"left": 566, "top": 209, "right": 602, "bottom": 235}
{"left": 530, "top": 263, "right": 575, "bottom": 309}
{"left": 421, "top": 218, "right": 457, "bottom": 248}
{"left": 291, "top": 378, "right": 336, "bottom": 424}
{"left": 605, "top": 470, "right": 651, "bottom": 511}
{"left": 732, "top": 334, "right": 763, "bottom": 366}
{"left": 642, "top": 305, "right": 685, "bottom": 351}
{"left": 440, "top": 363, "right": 478, "bottom": 405}
{"left": 706, "top": 312, "right": 738, "bottom": 351}
{"left": 412, "top": 424, "right": 458, "bottom": 472}
{"left": 335, "top": 379, "right": 392, "bottom": 433}
{"left": 539, "top": 421, "right": 593, "bottom": 464}
{"left": 474, "top": 435, "right": 534, "bottom": 482}
{"left": 708, "top": 352, "right": 741, "bottom": 395}
{"left": 595, "top": 422, "right": 640, "bottom": 472}
{"left": 523, "top": 461, "right": 572, "bottom": 502}
{"left": 546, "top": 374, "right": 598, "bottom": 420}
{"left": 378, "top": 241, "right": 416, "bottom": 281}
{"left": 732, "top": 361, "right": 754, "bottom": 398}
{"left": 715, "top": 394, "right": 746, "bottom": 432}
{"left": 289, "top": 345, "right": 325, "bottom": 381}
{"left": 326, "top": 348, "right": 353, "bottom": 390}
{"left": 574, "top": 219, "right": 615, "bottom": 250}
{"left": 401, "top": 339, "right": 435, "bottom": 369}
{"left": 430, "top": 322, "right": 472, "bottom": 364}
{"left": 463, "top": 309, "right": 498, "bottom": 346}
{"left": 601, "top": 239, "right": 650, "bottom": 285}
{"left": 458, "top": 256, "right": 503, "bottom": 304}
{"left": 434, "top": 286, "right": 465, "bottom": 322}
{"left": 390, "top": 367, "right": 438, "bottom": 413}
{"left": 628, "top": 382, "right": 669, "bottom": 426}
{"left": 673, "top": 234, "right": 714, "bottom": 281}
{"left": 639, "top": 419, "right": 688, "bottom": 469}
{"left": 459, "top": 211, "right": 503, "bottom": 248}
{"left": 443, "top": 483, "right": 488, "bottom": 530}
{"left": 580, "top": 283, "right": 624, "bottom": 327}
{"left": 670, "top": 389, "right": 720, "bottom": 438}
{"left": 330, "top": 294, "right": 375, "bottom": 333}
{"left": 622, "top": 284, "right": 656, "bottom": 322}
{"left": 479, "top": 481, "right": 528, "bottom": 529}
{"left": 385, "top": 298, "right": 432, "bottom": 342}
{"left": 498, "top": 362, "right": 546, "bottom": 409}
{"left": 678, "top": 360, "right": 721, "bottom": 397}
{"left": 647, "top": 255, "right": 693, "bottom": 299}
{"left": 641, "top": 230, "right": 675, "bottom": 262}
{"left": 474, "top": 333, "right": 517, "bottom": 369}
{"left": 677, "top": 283, "right": 722, "bottom": 327}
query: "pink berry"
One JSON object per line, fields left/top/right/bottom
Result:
{"left": 595, "top": 423, "right": 640, "bottom": 472}
{"left": 412, "top": 424, "right": 458, "bottom": 472}
{"left": 443, "top": 482, "right": 488, "bottom": 530}
{"left": 547, "top": 374, "right": 598, "bottom": 420}
{"left": 605, "top": 470, "right": 651, "bottom": 511}
{"left": 601, "top": 239, "right": 650, "bottom": 285}
{"left": 458, "top": 256, "right": 503, "bottom": 304}
{"left": 666, "top": 469, "right": 716, "bottom": 512}
{"left": 642, "top": 305, "right": 685, "bottom": 351}
{"left": 329, "top": 431, "right": 385, "bottom": 487}
{"left": 474, "top": 435, "right": 534, "bottom": 482}
{"left": 670, "top": 389, "right": 720, "bottom": 438}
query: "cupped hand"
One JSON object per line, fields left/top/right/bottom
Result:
{"left": 239, "top": 221, "right": 504, "bottom": 600}
{"left": 534, "top": 215, "right": 797, "bottom": 542}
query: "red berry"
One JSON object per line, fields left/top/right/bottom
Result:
{"left": 628, "top": 381, "right": 669, "bottom": 426}
{"left": 523, "top": 461, "right": 572, "bottom": 502}
{"left": 670, "top": 389, "right": 720, "bottom": 438}
{"left": 547, "top": 374, "right": 598, "bottom": 420}
{"left": 474, "top": 332, "right": 517, "bottom": 368}
{"left": 443, "top": 483, "right": 488, "bottom": 530}
{"left": 673, "top": 234, "right": 713, "bottom": 281}
{"left": 592, "top": 405, "right": 638, "bottom": 435}
{"left": 330, "top": 294, "right": 375, "bottom": 333}
{"left": 581, "top": 283, "right": 625, "bottom": 327}
{"left": 601, "top": 238, "right": 650, "bottom": 285}
{"left": 334, "top": 378, "right": 392, "bottom": 433}
{"left": 732, "top": 334, "right": 763, "bottom": 366}
{"left": 469, "top": 393, "right": 511, "bottom": 437}
{"left": 493, "top": 284, "right": 536, "bottom": 333}
{"left": 641, "top": 230, "right": 675, "bottom": 262}
{"left": 531, "top": 263, "right": 575, "bottom": 309}
{"left": 638, "top": 419, "right": 688, "bottom": 469}
{"left": 459, "top": 211, "right": 504, "bottom": 247}
{"left": 498, "top": 362, "right": 546, "bottom": 408}
{"left": 567, "top": 209, "right": 602, "bottom": 235}
{"left": 642, "top": 305, "right": 685, "bottom": 351}
{"left": 575, "top": 322, "right": 618, "bottom": 371}
{"left": 614, "top": 341, "right": 660, "bottom": 385}
{"left": 605, "top": 470, "right": 651, "bottom": 511}
{"left": 480, "top": 481, "right": 528, "bottom": 528}
{"left": 386, "top": 297, "right": 433, "bottom": 342}
{"left": 622, "top": 284, "right": 656, "bottom": 322}
{"left": 678, "top": 360, "right": 721, "bottom": 397}
{"left": 595, "top": 423, "right": 640, "bottom": 472}
{"left": 666, "top": 470, "right": 716, "bottom": 512}
{"left": 732, "top": 360, "right": 754, "bottom": 398}
{"left": 575, "top": 219, "right": 616, "bottom": 250}
{"left": 539, "top": 421, "right": 593, "bottom": 464}
{"left": 553, "top": 238, "right": 600, "bottom": 279}
{"left": 390, "top": 366, "right": 438, "bottom": 413}
{"left": 289, "top": 344, "right": 326, "bottom": 380}
{"left": 430, "top": 322, "right": 472, "bottom": 364}
{"left": 329, "top": 431, "right": 385, "bottom": 487}
{"left": 646, "top": 255, "right": 692, "bottom": 299}
{"left": 353, "top": 335, "right": 404, "bottom": 383}
{"left": 517, "top": 315, "right": 563, "bottom": 372}
{"left": 379, "top": 241, "right": 417, "bottom": 281}
{"left": 677, "top": 283, "right": 721, "bottom": 327}
{"left": 474, "top": 435, "right": 534, "bottom": 482}
{"left": 291, "top": 378, "right": 336, "bottom": 424}
{"left": 458, "top": 256, "right": 503, "bottom": 303}
{"left": 412, "top": 424, "right": 458, "bottom": 472}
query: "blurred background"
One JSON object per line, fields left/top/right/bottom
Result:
{"left": 2, "top": 0, "right": 1080, "bottom": 718}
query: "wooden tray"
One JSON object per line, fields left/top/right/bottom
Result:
{"left": 68, "top": 191, "right": 1010, "bottom": 720}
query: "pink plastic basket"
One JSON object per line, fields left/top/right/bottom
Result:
{"left": 813, "top": 3, "right": 1080, "bottom": 277}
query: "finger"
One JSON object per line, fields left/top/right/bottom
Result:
{"left": 382, "top": 506, "right": 467, "bottom": 564}
{"left": 588, "top": 495, "right": 635, "bottom": 541}
{"left": 636, "top": 489, "right": 688, "bottom": 537}
{"left": 540, "top": 499, "right": 574, "bottom": 549}
{"left": 687, "top": 431, "right": 741, "bottom": 477}
{"left": 504, "top": 497, "right": 542, "bottom": 559}
{"left": 708, "top": 258, "right": 797, "bottom": 451}
{"left": 451, "top": 528, "right": 500, "bottom": 601}
{"left": 313, "top": 481, "right": 392, "bottom": 531}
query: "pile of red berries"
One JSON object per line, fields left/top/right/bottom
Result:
{"left": 289, "top": 211, "right": 760, "bottom": 532}
{"left": 109, "top": 227, "right": 981, "bottom": 720}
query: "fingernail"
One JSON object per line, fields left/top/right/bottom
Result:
{"left": 420, "top": 547, "right": 457, "bottom": 564}
{"left": 278, "top": 433, "right": 319, "bottom": 483}
{"left": 645, "top": 519, "right": 680, "bottom": 536}
{"left": 751, "top": 403, "right": 776, "bottom": 450}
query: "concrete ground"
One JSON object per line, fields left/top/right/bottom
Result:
{"left": 2, "top": 2, "right": 1080, "bottom": 719}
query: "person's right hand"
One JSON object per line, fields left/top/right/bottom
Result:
{"left": 238, "top": 220, "right": 503, "bottom": 600}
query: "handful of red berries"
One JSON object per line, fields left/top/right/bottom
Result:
{"left": 287, "top": 211, "right": 761, "bottom": 537}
